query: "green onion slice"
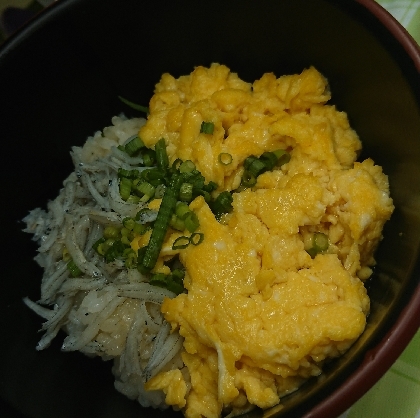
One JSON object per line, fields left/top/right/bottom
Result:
{"left": 119, "top": 177, "right": 132, "bottom": 201}
{"left": 241, "top": 171, "right": 257, "bottom": 188}
{"left": 218, "top": 153, "right": 233, "bottom": 165}
{"left": 210, "top": 191, "right": 233, "bottom": 219}
{"left": 136, "top": 181, "right": 155, "bottom": 202}
{"left": 274, "top": 149, "right": 291, "bottom": 166}
{"left": 126, "top": 195, "right": 141, "bottom": 204}
{"left": 171, "top": 268, "right": 185, "bottom": 283}
{"left": 259, "top": 151, "right": 278, "bottom": 171}
{"left": 149, "top": 272, "right": 184, "bottom": 295}
{"left": 171, "top": 158, "right": 183, "bottom": 172}
{"left": 184, "top": 212, "right": 199, "bottom": 233}
{"left": 133, "top": 223, "right": 148, "bottom": 235}
{"left": 179, "top": 182, "right": 193, "bottom": 202}
{"left": 103, "top": 225, "right": 121, "bottom": 239}
{"left": 124, "top": 249, "right": 138, "bottom": 269}
{"left": 172, "top": 235, "right": 190, "bottom": 250}
{"left": 203, "top": 181, "right": 218, "bottom": 193}
{"left": 143, "top": 149, "right": 156, "bottom": 167}
{"left": 190, "top": 232, "right": 204, "bottom": 246}
{"left": 170, "top": 214, "right": 185, "bottom": 231}
{"left": 247, "top": 158, "right": 267, "bottom": 178}
{"left": 179, "top": 160, "right": 196, "bottom": 174}
{"left": 312, "top": 232, "right": 329, "bottom": 252}
{"left": 104, "top": 240, "right": 127, "bottom": 263}
{"left": 124, "top": 135, "right": 145, "bottom": 156}
{"left": 175, "top": 202, "right": 191, "bottom": 220}
{"left": 200, "top": 121, "right": 215, "bottom": 134}
{"left": 92, "top": 237, "right": 106, "bottom": 253}
{"left": 155, "top": 138, "right": 169, "bottom": 171}
{"left": 122, "top": 217, "right": 136, "bottom": 231}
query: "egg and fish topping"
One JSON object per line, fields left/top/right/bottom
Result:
{"left": 103, "top": 64, "right": 393, "bottom": 418}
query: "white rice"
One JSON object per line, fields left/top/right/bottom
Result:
{"left": 23, "top": 115, "right": 183, "bottom": 409}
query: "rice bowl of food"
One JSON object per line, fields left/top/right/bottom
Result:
{"left": 1, "top": 1, "right": 419, "bottom": 418}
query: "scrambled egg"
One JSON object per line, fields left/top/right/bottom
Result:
{"left": 138, "top": 64, "right": 393, "bottom": 417}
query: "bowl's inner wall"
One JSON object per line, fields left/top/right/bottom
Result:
{"left": 1, "top": 0, "right": 419, "bottom": 417}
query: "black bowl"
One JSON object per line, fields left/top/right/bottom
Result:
{"left": 1, "top": 1, "right": 419, "bottom": 417}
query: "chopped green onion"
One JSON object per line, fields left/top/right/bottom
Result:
{"left": 189, "top": 232, "right": 204, "bottom": 246}
{"left": 170, "top": 214, "right": 185, "bottom": 231}
{"left": 166, "top": 281, "right": 185, "bottom": 295}
{"left": 175, "top": 202, "right": 191, "bottom": 220}
{"left": 243, "top": 156, "right": 258, "bottom": 170}
{"left": 104, "top": 240, "right": 127, "bottom": 263}
{"left": 98, "top": 239, "right": 114, "bottom": 257}
{"left": 171, "top": 268, "right": 185, "bottom": 283}
{"left": 190, "top": 172, "right": 205, "bottom": 192}
{"left": 313, "top": 232, "right": 329, "bottom": 252}
{"left": 210, "top": 191, "right": 233, "bottom": 219}
{"left": 124, "top": 249, "right": 138, "bottom": 269}
{"left": 126, "top": 195, "right": 141, "bottom": 204}
{"left": 118, "top": 96, "right": 149, "bottom": 113}
{"left": 172, "top": 235, "right": 190, "bottom": 250}
{"left": 154, "top": 183, "right": 166, "bottom": 199}
{"left": 143, "top": 149, "right": 156, "bottom": 167}
{"left": 140, "top": 175, "right": 183, "bottom": 270}
{"left": 273, "top": 149, "right": 291, "bottom": 166}
{"left": 118, "top": 168, "right": 140, "bottom": 179}
{"left": 259, "top": 151, "right": 278, "bottom": 171}
{"left": 307, "top": 232, "right": 329, "bottom": 258}
{"left": 133, "top": 222, "right": 148, "bottom": 235}
{"left": 246, "top": 158, "right": 266, "bottom": 178}
{"left": 239, "top": 150, "right": 292, "bottom": 191}
{"left": 184, "top": 212, "right": 199, "bottom": 233}
{"left": 141, "top": 167, "right": 166, "bottom": 184}
{"left": 136, "top": 181, "right": 156, "bottom": 202}
{"left": 218, "top": 153, "right": 233, "bottom": 165}
{"left": 241, "top": 171, "right": 257, "bottom": 188}
{"left": 136, "top": 247, "right": 149, "bottom": 275}
{"left": 200, "top": 121, "right": 214, "bottom": 134}
{"left": 155, "top": 138, "right": 169, "bottom": 171}
{"left": 149, "top": 272, "right": 184, "bottom": 295}
{"left": 92, "top": 237, "right": 106, "bottom": 253}
{"left": 179, "top": 160, "right": 196, "bottom": 174}
{"left": 67, "top": 259, "right": 82, "bottom": 277}
{"left": 119, "top": 177, "right": 132, "bottom": 201}
{"left": 122, "top": 217, "right": 136, "bottom": 231}
{"left": 203, "top": 181, "right": 218, "bottom": 193}
{"left": 306, "top": 248, "right": 317, "bottom": 259}
{"left": 171, "top": 158, "right": 182, "bottom": 172}
{"left": 149, "top": 272, "right": 169, "bottom": 286}
{"left": 121, "top": 227, "right": 130, "bottom": 237}
{"left": 179, "top": 182, "right": 193, "bottom": 202}
{"left": 120, "top": 236, "right": 131, "bottom": 246}
{"left": 103, "top": 225, "right": 121, "bottom": 239}
{"left": 124, "top": 135, "right": 145, "bottom": 156}
{"left": 118, "top": 168, "right": 131, "bottom": 178}
{"left": 118, "top": 167, "right": 140, "bottom": 179}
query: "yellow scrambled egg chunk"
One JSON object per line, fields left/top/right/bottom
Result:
{"left": 140, "top": 64, "right": 394, "bottom": 418}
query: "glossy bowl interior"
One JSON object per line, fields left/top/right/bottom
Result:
{"left": 1, "top": 0, "right": 419, "bottom": 417}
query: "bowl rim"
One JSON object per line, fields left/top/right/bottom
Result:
{"left": 302, "top": 2, "right": 420, "bottom": 416}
